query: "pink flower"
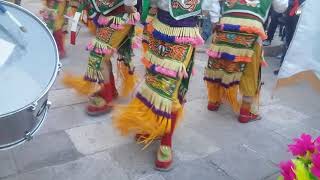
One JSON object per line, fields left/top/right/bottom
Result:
{"left": 314, "top": 136, "right": 320, "bottom": 151}
{"left": 288, "top": 133, "right": 315, "bottom": 156}
{"left": 311, "top": 153, "right": 320, "bottom": 178}
{"left": 279, "top": 160, "right": 296, "bottom": 180}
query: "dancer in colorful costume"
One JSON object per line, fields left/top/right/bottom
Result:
{"left": 204, "top": 0, "right": 288, "bottom": 123}
{"left": 63, "top": 0, "right": 140, "bottom": 116}
{"left": 40, "top": 0, "right": 69, "bottom": 58}
{"left": 113, "top": 0, "right": 221, "bottom": 171}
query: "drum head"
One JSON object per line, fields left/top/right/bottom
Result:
{"left": 0, "top": 2, "right": 59, "bottom": 116}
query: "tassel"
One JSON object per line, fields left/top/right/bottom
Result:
{"left": 131, "top": 26, "right": 143, "bottom": 49}
{"left": 97, "top": 15, "right": 110, "bottom": 25}
{"left": 206, "top": 82, "right": 240, "bottom": 113}
{"left": 127, "top": 12, "right": 140, "bottom": 25}
{"left": 117, "top": 61, "right": 138, "bottom": 97}
{"left": 62, "top": 73, "right": 100, "bottom": 95}
{"left": 113, "top": 98, "right": 171, "bottom": 148}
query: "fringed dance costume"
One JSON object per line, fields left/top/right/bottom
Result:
{"left": 40, "top": 0, "right": 69, "bottom": 58}
{"left": 63, "top": 0, "right": 141, "bottom": 115}
{"left": 113, "top": 0, "right": 221, "bottom": 171}
{"left": 205, "top": 0, "right": 288, "bottom": 123}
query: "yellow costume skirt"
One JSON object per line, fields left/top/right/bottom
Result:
{"left": 113, "top": 22, "right": 195, "bottom": 146}
{"left": 63, "top": 23, "right": 137, "bottom": 97}
{"left": 205, "top": 40, "right": 263, "bottom": 113}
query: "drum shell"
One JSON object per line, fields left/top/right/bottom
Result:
{"left": 0, "top": 1, "right": 60, "bottom": 150}
{"left": 0, "top": 94, "right": 51, "bottom": 150}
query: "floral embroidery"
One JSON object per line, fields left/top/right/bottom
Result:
{"left": 96, "top": 0, "right": 117, "bottom": 7}
{"left": 214, "top": 31, "right": 257, "bottom": 49}
{"left": 96, "top": 27, "right": 114, "bottom": 42}
{"left": 149, "top": 36, "right": 189, "bottom": 62}
{"left": 145, "top": 72, "right": 177, "bottom": 98}
{"left": 225, "top": 0, "right": 260, "bottom": 8}
{"left": 172, "top": 0, "right": 201, "bottom": 12}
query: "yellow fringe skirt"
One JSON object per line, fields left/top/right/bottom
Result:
{"left": 62, "top": 24, "right": 138, "bottom": 97}
{"left": 113, "top": 24, "right": 195, "bottom": 146}
{"left": 205, "top": 42, "right": 263, "bottom": 113}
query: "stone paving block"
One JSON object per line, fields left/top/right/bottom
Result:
{"left": 109, "top": 142, "right": 160, "bottom": 179}
{"left": 12, "top": 131, "right": 82, "bottom": 172}
{"left": 241, "top": 130, "right": 291, "bottom": 165}
{"left": 53, "top": 151, "right": 129, "bottom": 180}
{"left": 244, "top": 118, "right": 284, "bottom": 132}
{"left": 38, "top": 103, "right": 108, "bottom": 135}
{"left": 0, "top": 151, "right": 17, "bottom": 178}
{"left": 186, "top": 64, "right": 207, "bottom": 102}
{"left": 185, "top": 116, "right": 248, "bottom": 149}
{"left": 301, "top": 116, "right": 320, "bottom": 131}
{"left": 208, "top": 144, "right": 278, "bottom": 180}
{"left": 162, "top": 159, "right": 234, "bottom": 180}
{"left": 259, "top": 89, "right": 280, "bottom": 107}
{"left": 0, "top": 175, "right": 19, "bottom": 180}
{"left": 275, "top": 122, "right": 320, "bottom": 140}
{"left": 174, "top": 127, "right": 220, "bottom": 161}
{"left": 260, "top": 104, "right": 309, "bottom": 126}
{"left": 19, "top": 167, "right": 55, "bottom": 180}
{"left": 49, "top": 88, "right": 87, "bottom": 109}
{"left": 183, "top": 98, "right": 235, "bottom": 127}
{"left": 263, "top": 172, "right": 281, "bottom": 180}
{"left": 5, "top": 167, "right": 56, "bottom": 180}
{"left": 38, "top": 105, "right": 82, "bottom": 135}
{"left": 275, "top": 83, "right": 320, "bottom": 116}
{"left": 66, "top": 121, "right": 130, "bottom": 155}
{"left": 21, "top": 0, "right": 42, "bottom": 14}
{"left": 136, "top": 173, "right": 166, "bottom": 180}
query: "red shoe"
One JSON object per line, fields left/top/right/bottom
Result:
{"left": 207, "top": 102, "right": 221, "bottom": 111}
{"left": 155, "top": 145, "right": 173, "bottom": 171}
{"left": 238, "top": 108, "right": 262, "bottom": 123}
{"left": 86, "top": 83, "right": 114, "bottom": 116}
{"left": 86, "top": 102, "right": 112, "bottom": 116}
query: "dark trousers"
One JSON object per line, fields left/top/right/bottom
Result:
{"left": 266, "top": 10, "right": 282, "bottom": 41}
{"left": 281, "top": 15, "right": 300, "bottom": 64}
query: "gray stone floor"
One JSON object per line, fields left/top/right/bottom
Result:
{"left": 1, "top": 1, "right": 320, "bottom": 180}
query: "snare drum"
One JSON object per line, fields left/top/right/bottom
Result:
{"left": 0, "top": 1, "right": 61, "bottom": 150}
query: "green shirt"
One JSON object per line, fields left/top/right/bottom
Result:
{"left": 223, "top": 0, "right": 272, "bottom": 22}
{"left": 169, "top": 0, "right": 202, "bottom": 20}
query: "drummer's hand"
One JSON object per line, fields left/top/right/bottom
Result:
{"left": 124, "top": 5, "right": 137, "bottom": 13}
{"left": 149, "top": 7, "right": 158, "bottom": 16}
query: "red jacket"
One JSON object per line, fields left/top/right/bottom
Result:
{"left": 289, "top": 0, "right": 300, "bottom": 16}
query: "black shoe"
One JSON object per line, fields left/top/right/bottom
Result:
{"left": 274, "top": 70, "right": 279, "bottom": 75}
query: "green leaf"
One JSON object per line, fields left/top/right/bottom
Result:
{"left": 293, "top": 159, "right": 312, "bottom": 180}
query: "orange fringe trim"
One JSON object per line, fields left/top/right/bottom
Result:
{"left": 117, "top": 62, "right": 138, "bottom": 97}
{"left": 239, "top": 26, "right": 268, "bottom": 40}
{"left": 87, "top": 20, "right": 96, "bottom": 35}
{"left": 113, "top": 98, "right": 183, "bottom": 148}
{"left": 206, "top": 82, "right": 240, "bottom": 113}
{"left": 62, "top": 73, "right": 100, "bottom": 95}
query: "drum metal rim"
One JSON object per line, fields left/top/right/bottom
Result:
{"left": 0, "top": 101, "right": 51, "bottom": 150}
{"left": 0, "top": 1, "right": 61, "bottom": 118}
